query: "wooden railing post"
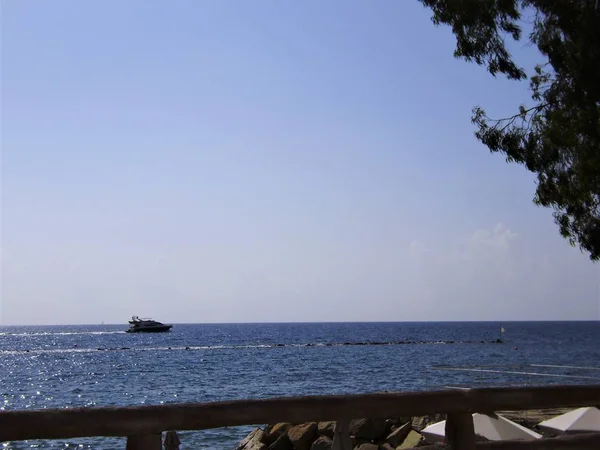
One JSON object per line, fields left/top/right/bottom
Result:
{"left": 445, "top": 412, "right": 475, "bottom": 450}
{"left": 332, "top": 419, "right": 352, "bottom": 450}
{"left": 126, "top": 433, "right": 162, "bottom": 450}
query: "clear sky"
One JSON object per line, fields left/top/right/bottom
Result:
{"left": 1, "top": 1, "right": 598, "bottom": 325}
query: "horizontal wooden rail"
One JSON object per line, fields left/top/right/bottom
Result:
{"left": 2, "top": 385, "right": 600, "bottom": 442}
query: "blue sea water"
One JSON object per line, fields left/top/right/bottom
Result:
{"left": 1, "top": 321, "right": 600, "bottom": 449}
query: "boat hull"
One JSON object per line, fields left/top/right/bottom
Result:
{"left": 126, "top": 325, "right": 172, "bottom": 333}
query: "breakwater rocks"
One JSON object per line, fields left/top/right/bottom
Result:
{"left": 234, "top": 416, "right": 447, "bottom": 450}
{"left": 5, "top": 339, "right": 504, "bottom": 356}
{"left": 94, "top": 338, "right": 503, "bottom": 351}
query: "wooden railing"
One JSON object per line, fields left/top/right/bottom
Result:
{"left": 1, "top": 385, "right": 600, "bottom": 449}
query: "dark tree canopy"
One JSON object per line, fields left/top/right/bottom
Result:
{"left": 419, "top": 0, "right": 600, "bottom": 261}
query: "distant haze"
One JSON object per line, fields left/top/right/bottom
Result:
{"left": 1, "top": 1, "right": 598, "bottom": 325}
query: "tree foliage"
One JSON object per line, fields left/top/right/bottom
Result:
{"left": 419, "top": 0, "right": 600, "bottom": 260}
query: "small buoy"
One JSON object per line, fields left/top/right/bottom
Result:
{"left": 74, "top": 344, "right": 78, "bottom": 348}
{"left": 514, "top": 346, "right": 518, "bottom": 350}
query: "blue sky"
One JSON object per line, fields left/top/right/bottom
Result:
{"left": 1, "top": 0, "right": 598, "bottom": 325}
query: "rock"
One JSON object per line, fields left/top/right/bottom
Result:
{"left": 317, "top": 421, "right": 336, "bottom": 438}
{"left": 350, "top": 418, "right": 388, "bottom": 441}
{"left": 269, "top": 433, "right": 293, "bottom": 450}
{"left": 386, "top": 419, "right": 408, "bottom": 435}
{"left": 265, "top": 423, "right": 292, "bottom": 445}
{"left": 387, "top": 417, "right": 412, "bottom": 428}
{"left": 355, "top": 444, "right": 379, "bottom": 450}
{"left": 416, "top": 445, "right": 447, "bottom": 450}
{"left": 288, "top": 422, "right": 318, "bottom": 450}
{"left": 411, "top": 416, "right": 427, "bottom": 431}
{"left": 246, "top": 442, "right": 268, "bottom": 450}
{"left": 235, "top": 428, "right": 268, "bottom": 450}
{"left": 385, "top": 420, "right": 396, "bottom": 434}
{"left": 412, "top": 415, "right": 445, "bottom": 431}
{"left": 352, "top": 438, "right": 373, "bottom": 448}
{"left": 310, "top": 436, "right": 333, "bottom": 450}
{"left": 386, "top": 422, "right": 412, "bottom": 448}
{"left": 398, "top": 431, "right": 422, "bottom": 449}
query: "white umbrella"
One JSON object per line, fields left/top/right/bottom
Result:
{"left": 422, "top": 413, "right": 542, "bottom": 443}
{"left": 538, "top": 407, "right": 600, "bottom": 434}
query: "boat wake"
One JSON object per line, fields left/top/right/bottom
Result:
{"left": 0, "top": 331, "right": 126, "bottom": 337}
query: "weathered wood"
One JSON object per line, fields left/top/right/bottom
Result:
{"left": 126, "top": 433, "right": 162, "bottom": 450}
{"left": 163, "top": 430, "right": 181, "bottom": 449}
{"left": 1, "top": 385, "right": 600, "bottom": 442}
{"left": 446, "top": 412, "right": 476, "bottom": 450}
{"left": 476, "top": 432, "right": 600, "bottom": 449}
{"left": 332, "top": 419, "right": 351, "bottom": 450}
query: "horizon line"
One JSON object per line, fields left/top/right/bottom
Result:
{"left": 1, "top": 319, "right": 599, "bottom": 327}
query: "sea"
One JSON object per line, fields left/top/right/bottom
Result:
{"left": 1, "top": 321, "right": 600, "bottom": 449}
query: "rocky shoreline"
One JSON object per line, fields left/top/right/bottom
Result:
{"left": 233, "top": 410, "right": 565, "bottom": 450}
{"left": 234, "top": 415, "right": 446, "bottom": 450}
